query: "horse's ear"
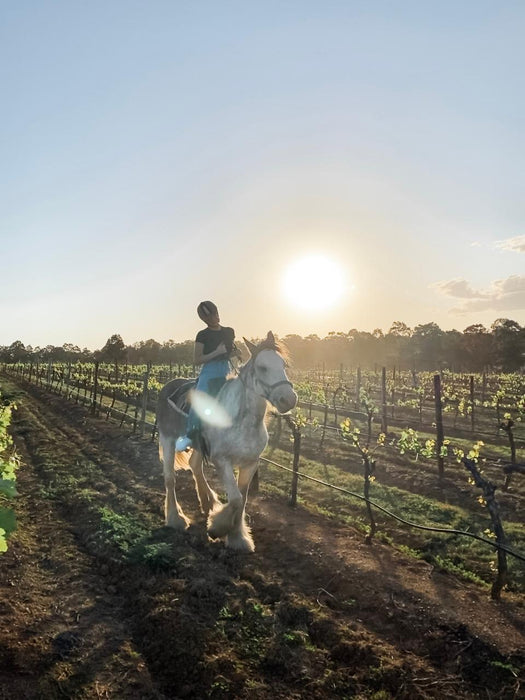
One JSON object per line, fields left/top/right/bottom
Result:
{"left": 266, "top": 331, "right": 275, "bottom": 345}
{"left": 243, "top": 337, "right": 257, "bottom": 355}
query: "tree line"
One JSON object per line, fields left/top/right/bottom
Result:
{"left": 1, "top": 317, "right": 524, "bottom": 373}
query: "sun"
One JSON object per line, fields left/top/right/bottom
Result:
{"left": 281, "top": 254, "right": 347, "bottom": 311}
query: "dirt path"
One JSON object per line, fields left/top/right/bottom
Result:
{"left": 1, "top": 379, "right": 523, "bottom": 699}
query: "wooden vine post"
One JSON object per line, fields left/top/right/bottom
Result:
{"left": 319, "top": 403, "right": 329, "bottom": 451}
{"left": 469, "top": 375, "right": 475, "bottom": 432}
{"left": 284, "top": 415, "right": 302, "bottom": 507}
{"left": 92, "top": 361, "right": 99, "bottom": 416}
{"left": 381, "top": 366, "right": 388, "bottom": 434}
{"left": 140, "top": 370, "right": 150, "bottom": 436}
{"left": 433, "top": 374, "right": 445, "bottom": 480}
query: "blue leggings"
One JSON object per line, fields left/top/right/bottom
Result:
{"left": 187, "top": 360, "right": 230, "bottom": 434}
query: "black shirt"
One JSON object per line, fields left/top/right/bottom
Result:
{"left": 195, "top": 326, "right": 235, "bottom": 363}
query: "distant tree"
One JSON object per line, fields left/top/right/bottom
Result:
{"left": 386, "top": 321, "right": 413, "bottom": 369}
{"left": 462, "top": 324, "right": 493, "bottom": 372}
{"left": 490, "top": 319, "right": 525, "bottom": 371}
{"left": 127, "top": 339, "right": 161, "bottom": 366}
{"left": 99, "top": 334, "right": 127, "bottom": 379}
{"left": 158, "top": 339, "right": 194, "bottom": 366}
{"left": 412, "top": 323, "right": 445, "bottom": 370}
{"left": 6, "top": 341, "right": 29, "bottom": 363}
{"left": 321, "top": 332, "right": 353, "bottom": 369}
{"left": 442, "top": 329, "right": 463, "bottom": 371}
{"left": 282, "top": 335, "right": 307, "bottom": 368}
{"left": 62, "top": 343, "right": 82, "bottom": 362}
{"left": 388, "top": 321, "right": 412, "bottom": 337}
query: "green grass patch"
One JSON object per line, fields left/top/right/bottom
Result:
{"left": 259, "top": 448, "right": 525, "bottom": 592}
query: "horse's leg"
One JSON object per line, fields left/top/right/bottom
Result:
{"left": 225, "top": 461, "right": 258, "bottom": 552}
{"left": 189, "top": 450, "right": 219, "bottom": 516}
{"left": 159, "top": 432, "right": 190, "bottom": 530}
{"left": 207, "top": 458, "right": 244, "bottom": 543}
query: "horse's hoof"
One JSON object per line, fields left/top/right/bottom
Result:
{"left": 206, "top": 518, "right": 223, "bottom": 540}
{"left": 225, "top": 534, "right": 255, "bottom": 553}
{"left": 165, "top": 514, "right": 190, "bottom": 531}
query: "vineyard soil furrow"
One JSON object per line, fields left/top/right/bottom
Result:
{"left": 1, "top": 379, "right": 524, "bottom": 699}
{"left": 0, "top": 428, "right": 160, "bottom": 698}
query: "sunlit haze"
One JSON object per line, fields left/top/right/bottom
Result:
{"left": 2, "top": 2, "right": 524, "bottom": 350}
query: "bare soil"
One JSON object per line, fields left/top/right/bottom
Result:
{"left": 0, "top": 379, "right": 524, "bottom": 699}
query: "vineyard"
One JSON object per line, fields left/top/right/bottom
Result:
{"left": 0, "top": 361, "right": 524, "bottom": 698}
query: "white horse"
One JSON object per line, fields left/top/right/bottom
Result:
{"left": 156, "top": 331, "right": 297, "bottom": 552}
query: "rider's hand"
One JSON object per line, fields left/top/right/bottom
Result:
{"left": 215, "top": 342, "right": 227, "bottom": 356}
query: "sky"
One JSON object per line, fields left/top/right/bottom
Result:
{"left": 2, "top": 1, "right": 524, "bottom": 350}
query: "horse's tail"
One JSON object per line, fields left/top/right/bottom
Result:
{"left": 175, "top": 449, "right": 192, "bottom": 470}
{"left": 194, "top": 433, "right": 211, "bottom": 468}
{"left": 159, "top": 438, "right": 192, "bottom": 471}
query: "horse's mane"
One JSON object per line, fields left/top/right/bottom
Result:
{"left": 249, "top": 336, "right": 290, "bottom": 364}
{"left": 216, "top": 374, "right": 244, "bottom": 419}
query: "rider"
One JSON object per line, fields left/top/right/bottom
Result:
{"left": 172, "top": 300, "right": 242, "bottom": 452}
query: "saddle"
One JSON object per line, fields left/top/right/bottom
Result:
{"left": 168, "top": 379, "right": 196, "bottom": 417}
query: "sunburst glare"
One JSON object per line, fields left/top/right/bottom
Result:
{"left": 281, "top": 254, "right": 348, "bottom": 311}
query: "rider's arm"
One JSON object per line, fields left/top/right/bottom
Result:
{"left": 194, "top": 341, "right": 227, "bottom": 366}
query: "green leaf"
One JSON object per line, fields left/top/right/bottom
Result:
{"left": 0, "top": 479, "right": 17, "bottom": 499}
{"left": 0, "top": 508, "right": 17, "bottom": 538}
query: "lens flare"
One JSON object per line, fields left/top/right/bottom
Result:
{"left": 190, "top": 390, "right": 232, "bottom": 427}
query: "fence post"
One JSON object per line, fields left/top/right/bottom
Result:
{"left": 288, "top": 422, "right": 301, "bottom": 507}
{"left": 433, "top": 374, "right": 445, "bottom": 480}
{"left": 381, "top": 367, "right": 388, "bottom": 434}
{"left": 470, "top": 375, "right": 475, "bottom": 432}
{"left": 332, "top": 387, "right": 343, "bottom": 427}
{"left": 140, "top": 370, "right": 150, "bottom": 436}
{"left": 356, "top": 367, "right": 361, "bottom": 410}
{"left": 92, "top": 362, "right": 99, "bottom": 415}
{"left": 319, "top": 404, "right": 329, "bottom": 451}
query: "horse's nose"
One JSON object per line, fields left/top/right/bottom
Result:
{"left": 277, "top": 391, "right": 297, "bottom": 413}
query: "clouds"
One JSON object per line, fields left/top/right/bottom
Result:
{"left": 432, "top": 275, "right": 525, "bottom": 314}
{"left": 432, "top": 279, "right": 489, "bottom": 300}
{"left": 495, "top": 235, "right": 525, "bottom": 253}
{"left": 432, "top": 236, "right": 525, "bottom": 315}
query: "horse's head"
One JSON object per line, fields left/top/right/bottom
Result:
{"left": 243, "top": 331, "right": 298, "bottom": 413}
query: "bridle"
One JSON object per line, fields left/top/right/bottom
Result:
{"left": 256, "top": 377, "right": 294, "bottom": 404}
{"left": 239, "top": 355, "right": 293, "bottom": 407}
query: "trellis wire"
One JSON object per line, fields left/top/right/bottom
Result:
{"left": 259, "top": 456, "right": 525, "bottom": 563}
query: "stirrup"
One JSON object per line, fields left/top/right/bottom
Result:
{"left": 176, "top": 435, "right": 193, "bottom": 452}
